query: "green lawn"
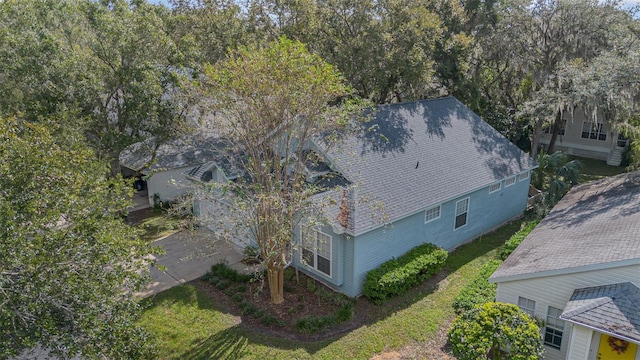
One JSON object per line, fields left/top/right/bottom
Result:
{"left": 569, "top": 155, "right": 627, "bottom": 183}
{"left": 139, "top": 218, "right": 529, "bottom": 359}
{"left": 134, "top": 208, "right": 186, "bottom": 242}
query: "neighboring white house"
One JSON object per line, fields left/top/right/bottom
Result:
{"left": 119, "top": 136, "right": 232, "bottom": 207}
{"left": 538, "top": 108, "right": 629, "bottom": 165}
{"left": 490, "top": 172, "right": 640, "bottom": 360}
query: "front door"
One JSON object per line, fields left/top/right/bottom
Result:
{"left": 597, "top": 334, "right": 638, "bottom": 360}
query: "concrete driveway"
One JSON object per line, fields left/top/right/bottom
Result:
{"left": 136, "top": 228, "right": 255, "bottom": 297}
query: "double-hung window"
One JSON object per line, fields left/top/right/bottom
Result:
{"left": 454, "top": 198, "right": 469, "bottom": 229}
{"left": 301, "top": 228, "right": 332, "bottom": 277}
{"left": 544, "top": 306, "right": 565, "bottom": 349}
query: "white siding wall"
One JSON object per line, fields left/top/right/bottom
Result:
{"left": 146, "top": 166, "right": 195, "bottom": 206}
{"left": 567, "top": 325, "right": 593, "bottom": 360}
{"left": 495, "top": 264, "right": 640, "bottom": 360}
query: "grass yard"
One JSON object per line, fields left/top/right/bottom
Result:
{"left": 569, "top": 155, "right": 628, "bottom": 183}
{"left": 138, "top": 217, "right": 530, "bottom": 359}
{"left": 130, "top": 208, "right": 186, "bottom": 242}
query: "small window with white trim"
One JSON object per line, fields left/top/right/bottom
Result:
{"left": 301, "top": 228, "right": 332, "bottom": 277}
{"left": 489, "top": 183, "right": 501, "bottom": 193}
{"left": 454, "top": 198, "right": 469, "bottom": 229}
{"left": 424, "top": 205, "right": 441, "bottom": 223}
{"left": 505, "top": 177, "right": 516, "bottom": 187}
{"left": 518, "top": 171, "right": 530, "bottom": 182}
{"left": 517, "top": 296, "right": 536, "bottom": 317}
{"left": 544, "top": 306, "right": 565, "bottom": 349}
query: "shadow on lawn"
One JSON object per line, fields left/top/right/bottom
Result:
{"left": 181, "top": 326, "right": 251, "bottom": 360}
{"left": 143, "top": 216, "right": 530, "bottom": 359}
{"left": 186, "top": 216, "right": 527, "bottom": 357}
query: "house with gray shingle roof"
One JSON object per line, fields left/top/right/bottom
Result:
{"left": 287, "top": 97, "right": 537, "bottom": 297}
{"left": 123, "top": 97, "right": 537, "bottom": 296}
{"left": 490, "top": 171, "right": 640, "bottom": 360}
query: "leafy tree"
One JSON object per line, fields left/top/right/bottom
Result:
{"left": 0, "top": 0, "right": 91, "bottom": 121}
{"left": 0, "top": 118, "right": 156, "bottom": 359}
{"left": 0, "top": 0, "right": 192, "bottom": 168}
{"left": 448, "top": 302, "right": 544, "bottom": 360}
{"left": 468, "top": 0, "right": 636, "bottom": 156}
{"left": 531, "top": 151, "right": 582, "bottom": 207}
{"left": 193, "top": 37, "right": 364, "bottom": 304}
{"left": 81, "top": 0, "right": 193, "bottom": 164}
{"left": 169, "top": 0, "right": 250, "bottom": 65}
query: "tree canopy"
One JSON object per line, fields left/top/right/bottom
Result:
{"left": 0, "top": 118, "right": 155, "bottom": 359}
{"left": 192, "top": 37, "right": 365, "bottom": 304}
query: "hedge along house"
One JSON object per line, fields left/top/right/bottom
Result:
{"left": 538, "top": 107, "right": 630, "bottom": 166}
{"left": 490, "top": 172, "right": 640, "bottom": 360}
{"left": 283, "top": 97, "right": 538, "bottom": 297}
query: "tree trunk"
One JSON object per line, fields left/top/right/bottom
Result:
{"left": 547, "top": 111, "right": 563, "bottom": 154}
{"left": 530, "top": 118, "right": 545, "bottom": 158}
{"left": 267, "top": 264, "right": 285, "bottom": 304}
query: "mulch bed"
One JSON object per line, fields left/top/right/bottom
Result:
{"left": 192, "top": 269, "right": 377, "bottom": 341}
{"left": 192, "top": 267, "right": 453, "bottom": 346}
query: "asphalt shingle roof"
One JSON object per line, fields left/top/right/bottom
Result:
{"left": 490, "top": 171, "right": 640, "bottom": 282}
{"left": 322, "top": 97, "right": 537, "bottom": 235}
{"left": 561, "top": 282, "right": 640, "bottom": 343}
{"left": 119, "top": 136, "right": 232, "bottom": 173}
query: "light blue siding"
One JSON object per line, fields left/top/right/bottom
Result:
{"left": 292, "top": 177, "right": 531, "bottom": 297}
{"left": 292, "top": 225, "right": 345, "bottom": 289}
{"left": 342, "top": 177, "right": 530, "bottom": 297}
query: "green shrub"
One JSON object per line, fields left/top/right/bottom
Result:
{"left": 295, "top": 299, "right": 355, "bottom": 333}
{"left": 210, "top": 263, "right": 253, "bottom": 283}
{"left": 239, "top": 301, "right": 259, "bottom": 316}
{"left": 363, "top": 243, "right": 448, "bottom": 304}
{"left": 448, "top": 302, "right": 543, "bottom": 360}
{"left": 452, "top": 259, "right": 502, "bottom": 315}
{"left": 215, "top": 279, "right": 231, "bottom": 290}
{"left": 499, "top": 220, "right": 540, "bottom": 260}
{"left": 296, "top": 316, "right": 334, "bottom": 333}
{"left": 231, "top": 293, "right": 243, "bottom": 303}
{"left": 261, "top": 313, "right": 278, "bottom": 326}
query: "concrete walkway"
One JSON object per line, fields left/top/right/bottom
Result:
{"left": 136, "top": 228, "right": 257, "bottom": 297}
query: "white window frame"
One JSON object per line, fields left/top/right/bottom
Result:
{"left": 300, "top": 228, "right": 332, "bottom": 277}
{"left": 544, "top": 306, "right": 565, "bottom": 350}
{"left": 505, "top": 176, "right": 516, "bottom": 187}
{"left": 517, "top": 296, "right": 536, "bottom": 317}
{"left": 518, "top": 171, "right": 530, "bottom": 182}
{"left": 454, "top": 197, "right": 469, "bottom": 230}
{"left": 489, "top": 183, "right": 501, "bottom": 193}
{"left": 424, "top": 205, "right": 441, "bottom": 223}
{"left": 581, "top": 121, "right": 607, "bottom": 141}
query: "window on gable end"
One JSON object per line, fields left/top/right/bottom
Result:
{"left": 517, "top": 296, "right": 536, "bottom": 317}
{"left": 505, "top": 177, "right": 516, "bottom": 187}
{"left": 424, "top": 205, "right": 441, "bottom": 223}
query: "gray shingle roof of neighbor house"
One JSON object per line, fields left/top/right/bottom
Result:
{"left": 319, "top": 96, "right": 538, "bottom": 235}
{"left": 561, "top": 282, "right": 640, "bottom": 343}
{"left": 490, "top": 171, "right": 640, "bottom": 283}
{"left": 119, "top": 136, "right": 234, "bottom": 174}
